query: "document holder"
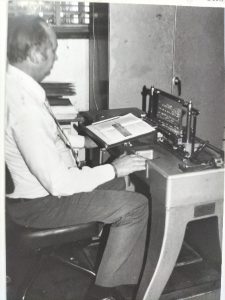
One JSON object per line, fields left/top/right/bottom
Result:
{"left": 79, "top": 111, "right": 155, "bottom": 149}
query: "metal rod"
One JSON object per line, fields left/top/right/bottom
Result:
{"left": 186, "top": 101, "right": 192, "bottom": 144}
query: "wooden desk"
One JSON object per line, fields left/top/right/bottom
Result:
{"left": 135, "top": 144, "right": 224, "bottom": 300}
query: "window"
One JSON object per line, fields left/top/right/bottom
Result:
{"left": 8, "top": 0, "right": 90, "bottom": 38}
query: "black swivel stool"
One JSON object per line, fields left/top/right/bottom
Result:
{"left": 6, "top": 165, "right": 101, "bottom": 300}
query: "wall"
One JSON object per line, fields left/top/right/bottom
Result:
{"left": 173, "top": 7, "right": 224, "bottom": 148}
{"left": 109, "top": 4, "right": 224, "bottom": 148}
{"left": 109, "top": 4, "right": 175, "bottom": 110}
{"left": 0, "top": 2, "right": 7, "bottom": 300}
{"left": 221, "top": 10, "right": 225, "bottom": 300}
{"left": 44, "top": 39, "right": 89, "bottom": 112}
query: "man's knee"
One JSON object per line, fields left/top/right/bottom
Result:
{"left": 132, "top": 193, "right": 149, "bottom": 219}
{"left": 116, "top": 193, "right": 149, "bottom": 226}
{"left": 132, "top": 192, "right": 149, "bottom": 211}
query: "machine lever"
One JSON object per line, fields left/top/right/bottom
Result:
{"left": 172, "top": 76, "right": 181, "bottom": 96}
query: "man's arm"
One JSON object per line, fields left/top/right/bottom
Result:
{"left": 12, "top": 111, "right": 115, "bottom": 196}
{"left": 111, "top": 154, "right": 147, "bottom": 178}
{"left": 13, "top": 109, "right": 146, "bottom": 196}
{"left": 63, "top": 130, "right": 97, "bottom": 149}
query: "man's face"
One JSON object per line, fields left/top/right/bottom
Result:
{"left": 38, "top": 27, "right": 58, "bottom": 81}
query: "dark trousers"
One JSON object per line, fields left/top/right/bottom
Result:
{"left": 7, "top": 178, "right": 149, "bottom": 287}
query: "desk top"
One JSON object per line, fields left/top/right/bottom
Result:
{"left": 80, "top": 108, "right": 224, "bottom": 178}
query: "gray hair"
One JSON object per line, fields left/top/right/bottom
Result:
{"left": 7, "top": 15, "right": 52, "bottom": 64}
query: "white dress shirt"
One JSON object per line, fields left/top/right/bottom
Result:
{"left": 5, "top": 65, "right": 115, "bottom": 199}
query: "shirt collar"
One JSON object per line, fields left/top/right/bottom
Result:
{"left": 7, "top": 64, "right": 46, "bottom": 104}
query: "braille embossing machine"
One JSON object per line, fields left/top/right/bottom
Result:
{"left": 141, "top": 85, "right": 224, "bottom": 172}
{"left": 135, "top": 86, "right": 224, "bottom": 300}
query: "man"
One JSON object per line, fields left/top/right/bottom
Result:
{"left": 5, "top": 15, "right": 149, "bottom": 300}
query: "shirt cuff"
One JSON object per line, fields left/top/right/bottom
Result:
{"left": 111, "top": 163, "right": 118, "bottom": 178}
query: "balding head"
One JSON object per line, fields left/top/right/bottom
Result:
{"left": 8, "top": 15, "right": 51, "bottom": 63}
{"left": 7, "top": 15, "right": 58, "bottom": 81}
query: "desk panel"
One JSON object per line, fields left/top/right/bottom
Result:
{"left": 135, "top": 147, "right": 224, "bottom": 300}
{"left": 80, "top": 108, "right": 224, "bottom": 299}
{"left": 167, "top": 169, "right": 224, "bottom": 208}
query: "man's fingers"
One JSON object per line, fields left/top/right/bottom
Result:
{"left": 129, "top": 155, "right": 146, "bottom": 164}
{"left": 128, "top": 156, "right": 146, "bottom": 171}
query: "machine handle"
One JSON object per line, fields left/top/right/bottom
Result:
{"left": 172, "top": 76, "right": 181, "bottom": 96}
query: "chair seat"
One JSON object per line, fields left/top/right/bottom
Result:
{"left": 7, "top": 219, "right": 101, "bottom": 251}
{"left": 5, "top": 164, "right": 100, "bottom": 299}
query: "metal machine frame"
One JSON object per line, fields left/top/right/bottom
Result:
{"left": 141, "top": 86, "right": 223, "bottom": 170}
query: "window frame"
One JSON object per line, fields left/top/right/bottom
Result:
{"left": 8, "top": 0, "right": 90, "bottom": 39}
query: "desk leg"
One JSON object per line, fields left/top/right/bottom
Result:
{"left": 136, "top": 206, "right": 193, "bottom": 300}
{"left": 215, "top": 200, "right": 223, "bottom": 248}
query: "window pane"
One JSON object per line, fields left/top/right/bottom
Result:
{"left": 8, "top": 1, "right": 90, "bottom": 26}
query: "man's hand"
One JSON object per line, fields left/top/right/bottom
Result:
{"left": 111, "top": 154, "right": 146, "bottom": 178}
{"left": 84, "top": 136, "right": 98, "bottom": 148}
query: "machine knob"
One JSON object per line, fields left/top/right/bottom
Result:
{"left": 172, "top": 76, "right": 181, "bottom": 96}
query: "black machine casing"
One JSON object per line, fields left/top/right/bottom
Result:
{"left": 141, "top": 86, "right": 224, "bottom": 171}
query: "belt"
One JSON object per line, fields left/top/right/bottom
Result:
{"left": 6, "top": 197, "right": 33, "bottom": 204}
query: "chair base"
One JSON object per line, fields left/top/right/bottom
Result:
{"left": 8, "top": 240, "right": 99, "bottom": 300}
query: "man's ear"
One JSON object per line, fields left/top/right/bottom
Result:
{"left": 28, "top": 47, "right": 44, "bottom": 65}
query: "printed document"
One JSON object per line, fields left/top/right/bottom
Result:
{"left": 85, "top": 113, "right": 155, "bottom": 146}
